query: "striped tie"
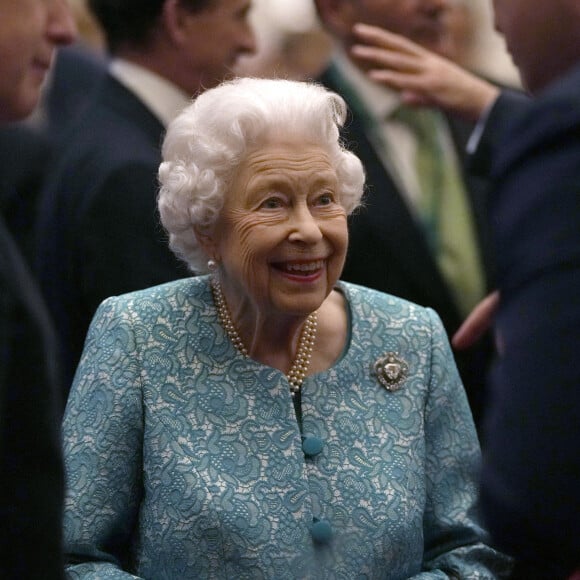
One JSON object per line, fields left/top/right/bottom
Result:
{"left": 392, "top": 106, "right": 485, "bottom": 317}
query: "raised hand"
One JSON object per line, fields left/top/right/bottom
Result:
{"left": 351, "top": 23, "right": 499, "bottom": 122}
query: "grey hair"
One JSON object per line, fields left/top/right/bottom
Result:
{"left": 158, "top": 77, "right": 365, "bottom": 274}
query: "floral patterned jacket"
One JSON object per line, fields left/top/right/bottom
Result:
{"left": 63, "top": 277, "right": 511, "bottom": 579}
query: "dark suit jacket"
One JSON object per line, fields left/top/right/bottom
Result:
{"left": 44, "top": 43, "right": 107, "bottom": 146}
{"left": 36, "top": 74, "right": 190, "bottom": 396}
{"left": 479, "top": 63, "right": 580, "bottom": 578}
{"left": 0, "top": 124, "right": 52, "bottom": 262}
{"left": 0, "top": 45, "right": 106, "bottom": 266}
{"left": 317, "top": 65, "right": 495, "bottom": 425}
{"left": 469, "top": 88, "right": 532, "bottom": 178}
{"left": 0, "top": 213, "right": 64, "bottom": 579}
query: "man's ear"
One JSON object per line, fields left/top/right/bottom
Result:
{"left": 314, "top": 0, "right": 359, "bottom": 40}
{"left": 161, "top": 0, "right": 195, "bottom": 45}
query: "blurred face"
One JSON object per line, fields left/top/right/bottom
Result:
{"left": 329, "top": 0, "right": 450, "bottom": 54}
{"left": 209, "top": 139, "right": 348, "bottom": 320}
{"left": 180, "top": 0, "right": 256, "bottom": 93}
{"left": 492, "top": 0, "right": 580, "bottom": 93}
{"left": 0, "top": 0, "right": 76, "bottom": 122}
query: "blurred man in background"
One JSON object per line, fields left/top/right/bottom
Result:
{"left": 36, "top": 0, "right": 256, "bottom": 394}
{"left": 479, "top": 0, "right": 580, "bottom": 575}
{"left": 0, "top": 0, "right": 76, "bottom": 577}
{"left": 313, "top": 0, "right": 495, "bottom": 428}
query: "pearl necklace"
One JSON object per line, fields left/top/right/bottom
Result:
{"left": 211, "top": 278, "right": 318, "bottom": 397}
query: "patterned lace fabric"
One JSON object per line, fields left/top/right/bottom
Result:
{"left": 62, "top": 276, "right": 511, "bottom": 579}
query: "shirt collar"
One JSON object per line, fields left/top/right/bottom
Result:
{"left": 332, "top": 49, "right": 402, "bottom": 121}
{"left": 109, "top": 58, "right": 191, "bottom": 127}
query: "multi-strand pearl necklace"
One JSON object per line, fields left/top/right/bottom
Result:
{"left": 211, "top": 278, "right": 318, "bottom": 397}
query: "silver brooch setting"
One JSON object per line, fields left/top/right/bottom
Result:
{"left": 373, "top": 352, "right": 409, "bottom": 392}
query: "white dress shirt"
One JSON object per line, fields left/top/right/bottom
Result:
{"left": 109, "top": 59, "right": 191, "bottom": 128}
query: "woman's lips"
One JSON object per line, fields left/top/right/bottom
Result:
{"left": 273, "top": 259, "right": 325, "bottom": 276}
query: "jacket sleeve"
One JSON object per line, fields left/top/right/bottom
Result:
{"left": 413, "top": 308, "right": 512, "bottom": 578}
{"left": 468, "top": 89, "right": 531, "bottom": 178}
{"left": 62, "top": 296, "right": 145, "bottom": 579}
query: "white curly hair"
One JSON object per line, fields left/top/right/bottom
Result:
{"left": 157, "top": 77, "right": 366, "bottom": 274}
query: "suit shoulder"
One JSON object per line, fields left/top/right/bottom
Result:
{"left": 62, "top": 110, "right": 160, "bottom": 163}
{"left": 494, "top": 67, "right": 580, "bottom": 175}
{"left": 56, "top": 76, "right": 164, "bottom": 165}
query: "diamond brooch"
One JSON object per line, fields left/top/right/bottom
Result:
{"left": 373, "top": 352, "right": 409, "bottom": 392}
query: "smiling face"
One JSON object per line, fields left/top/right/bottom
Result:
{"left": 205, "top": 139, "right": 348, "bottom": 321}
{"left": 0, "top": 0, "right": 76, "bottom": 123}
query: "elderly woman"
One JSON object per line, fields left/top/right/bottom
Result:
{"left": 62, "top": 78, "right": 510, "bottom": 578}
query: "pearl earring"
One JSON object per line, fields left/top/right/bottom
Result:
{"left": 207, "top": 258, "right": 218, "bottom": 272}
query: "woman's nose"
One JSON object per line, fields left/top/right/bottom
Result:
{"left": 287, "top": 205, "right": 323, "bottom": 244}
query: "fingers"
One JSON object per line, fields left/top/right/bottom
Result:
{"left": 349, "top": 21, "right": 500, "bottom": 121}
{"left": 351, "top": 23, "right": 426, "bottom": 74}
{"left": 351, "top": 38, "right": 423, "bottom": 96}
{"left": 351, "top": 44, "right": 422, "bottom": 74}
{"left": 366, "top": 68, "right": 427, "bottom": 90}
{"left": 452, "top": 291, "right": 500, "bottom": 350}
{"left": 350, "top": 22, "right": 440, "bottom": 91}
{"left": 350, "top": 25, "right": 430, "bottom": 95}
{"left": 352, "top": 23, "right": 423, "bottom": 57}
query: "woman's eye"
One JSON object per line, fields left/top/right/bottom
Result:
{"left": 316, "top": 193, "right": 335, "bottom": 206}
{"left": 260, "top": 197, "right": 283, "bottom": 209}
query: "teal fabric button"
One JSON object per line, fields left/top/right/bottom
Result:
{"left": 311, "top": 519, "right": 332, "bottom": 544}
{"left": 302, "top": 435, "right": 323, "bottom": 457}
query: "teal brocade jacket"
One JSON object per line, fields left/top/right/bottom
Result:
{"left": 63, "top": 277, "right": 510, "bottom": 579}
